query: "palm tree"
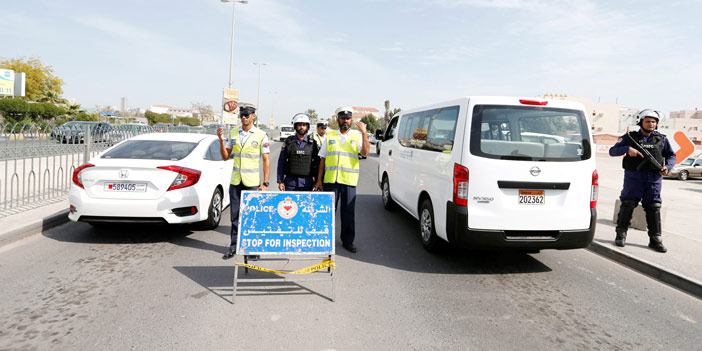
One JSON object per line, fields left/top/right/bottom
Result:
{"left": 38, "top": 90, "right": 67, "bottom": 105}
{"left": 63, "top": 102, "right": 83, "bottom": 118}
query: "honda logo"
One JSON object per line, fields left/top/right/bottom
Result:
{"left": 119, "top": 169, "right": 129, "bottom": 179}
{"left": 529, "top": 166, "right": 541, "bottom": 176}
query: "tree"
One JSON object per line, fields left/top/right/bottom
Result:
{"left": 0, "top": 98, "right": 30, "bottom": 125}
{"left": 389, "top": 107, "right": 401, "bottom": 119}
{"left": 177, "top": 116, "right": 201, "bottom": 126}
{"left": 74, "top": 112, "right": 100, "bottom": 121}
{"left": 145, "top": 110, "right": 172, "bottom": 125}
{"left": 384, "top": 100, "right": 390, "bottom": 126}
{"left": 0, "top": 57, "right": 65, "bottom": 102}
{"left": 305, "top": 108, "right": 319, "bottom": 124}
{"left": 38, "top": 90, "right": 67, "bottom": 105}
{"left": 63, "top": 103, "right": 83, "bottom": 119}
{"left": 360, "top": 114, "right": 379, "bottom": 133}
{"left": 327, "top": 115, "right": 339, "bottom": 130}
{"left": 191, "top": 102, "right": 214, "bottom": 121}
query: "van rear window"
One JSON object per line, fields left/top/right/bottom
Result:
{"left": 470, "top": 105, "right": 591, "bottom": 161}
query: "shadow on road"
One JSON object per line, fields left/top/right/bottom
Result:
{"left": 173, "top": 265, "right": 333, "bottom": 304}
{"left": 335, "top": 194, "right": 553, "bottom": 275}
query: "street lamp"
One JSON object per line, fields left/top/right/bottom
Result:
{"left": 220, "top": 0, "right": 248, "bottom": 89}
{"left": 253, "top": 62, "right": 267, "bottom": 127}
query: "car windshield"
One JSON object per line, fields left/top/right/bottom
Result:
{"left": 101, "top": 140, "right": 198, "bottom": 160}
{"left": 470, "top": 105, "right": 591, "bottom": 161}
{"left": 281, "top": 127, "right": 294, "bottom": 132}
{"left": 680, "top": 158, "right": 694, "bottom": 166}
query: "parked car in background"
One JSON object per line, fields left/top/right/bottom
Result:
{"left": 191, "top": 126, "right": 206, "bottom": 134}
{"left": 667, "top": 156, "right": 702, "bottom": 181}
{"left": 368, "top": 132, "right": 377, "bottom": 144}
{"left": 278, "top": 124, "right": 294, "bottom": 141}
{"left": 54, "top": 121, "right": 112, "bottom": 144}
{"left": 152, "top": 123, "right": 172, "bottom": 132}
{"left": 68, "top": 133, "right": 233, "bottom": 229}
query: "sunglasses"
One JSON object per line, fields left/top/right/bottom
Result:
{"left": 240, "top": 114, "right": 252, "bottom": 119}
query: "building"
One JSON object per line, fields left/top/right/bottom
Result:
{"left": 120, "top": 97, "right": 127, "bottom": 113}
{"left": 540, "top": 94, "right": 620, "bottom": 134}
{"left": 352, "top": 107, "right": 380, "bottom": 120}
{"left": 148, "top": 105, "right": 193, "bottom": 117}
{"left": 661, "top": 109, "right": 702, "bottom": 146}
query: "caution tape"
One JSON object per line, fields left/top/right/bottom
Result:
{"left": 235, "top": 259, "right": 335, "bottom": 274}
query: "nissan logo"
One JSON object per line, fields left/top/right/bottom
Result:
{"left": 529, "top": 166, "right": 541, "bottom": 176}
{"left": 119, "top": 170, "right": 129, "bottom": 179}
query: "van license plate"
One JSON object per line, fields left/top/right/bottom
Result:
{"left": 519, "top": 190, "right": 544, "bottom": 205}
{"left": 104, "top": 183, "right": 147, "bottom": 192}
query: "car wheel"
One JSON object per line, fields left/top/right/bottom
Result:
{"left": 199, "top": 188, "right": 223, "bottom": 230}
{"left": 679, "top": 170, "right": 688, "bottom": 181}
{"left": 419, "top": 198, "right": 442, "bottom": 252}
{"left": 381, "top": 176, "right": 395, "bottom": 211}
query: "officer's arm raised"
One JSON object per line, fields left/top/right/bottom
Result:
{"left": 217, "top": 127, "right": 231, "bottom": 160}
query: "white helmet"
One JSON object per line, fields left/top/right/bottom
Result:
{"left": 291, "top": 113, "right": 310, "bottom": 126}
{"left": 335, "top": 106, "right": 354, "bottom": 118}
{"left": 635, "top": 109, "right": 666, "bottom": 126}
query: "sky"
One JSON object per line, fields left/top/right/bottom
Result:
{"left": 3, "top": 0, "right": 702, "bottom": 126}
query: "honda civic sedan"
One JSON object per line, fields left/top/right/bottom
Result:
{"left": 68, "top": 133, "right": 233, "bottom": 229}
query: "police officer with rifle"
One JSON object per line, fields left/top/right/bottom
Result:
{"left": 609, "top": 109, "right": 676, "bottom": 253}
{"left": 277, "top": 113, "right": 320, "bottom": 191}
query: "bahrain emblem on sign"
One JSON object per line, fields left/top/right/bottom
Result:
{"left": 278, "top": 197, "right": 299, "bottom": 219}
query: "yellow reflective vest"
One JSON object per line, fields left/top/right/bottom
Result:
{"left": 323, "top": 130, "right": 361, "bottom": 186}
{"left": 312, "top": 132, "right": 324, "bottom": 146}
{"left": 230, "top": 128, "right": 266, "bottom": 186}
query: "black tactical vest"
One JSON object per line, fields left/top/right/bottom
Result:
{"left": 284, "top": 136, "right": 315, "bottom": 176}
{"left": 622, "top": 131, "right": 665, "bottom": 171}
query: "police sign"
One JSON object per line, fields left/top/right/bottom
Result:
{"left": 237, "top": 191, "right": 335, "bottom": 255}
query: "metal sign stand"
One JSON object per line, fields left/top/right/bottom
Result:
{"left": 232, "top": 254, "right": 335, "bottom": 304}
{"left": 231, "top": 191, "right": 337, "bottom": 304}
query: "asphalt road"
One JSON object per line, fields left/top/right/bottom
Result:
{"left": 1, "top": 140, "right": 701, "bottom": 350}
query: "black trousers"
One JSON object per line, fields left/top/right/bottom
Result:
{"left": 324, "top": 183, "right": 356, "bottom": 245}
{"left": 228, "top": 183, "right": 258, "bottom": 250}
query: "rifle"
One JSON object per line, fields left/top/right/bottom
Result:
{"left": 625, "top": 126, "right": 663, "bottom": 171}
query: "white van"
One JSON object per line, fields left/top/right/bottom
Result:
{"left": 278, "top": 124, "right": 294, "bottom": 141}
{"left": 377, "top": 96, "right": 598, "bottom": 251}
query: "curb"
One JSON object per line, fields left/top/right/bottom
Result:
{"left": 0, "top": 210, "right": 70, "bottom": 248}
{"left": 588, "top": 241, "right": 702, "bottom": 300}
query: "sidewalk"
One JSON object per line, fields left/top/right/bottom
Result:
{"left": 0, "top": 155, "right": 699, "bottom": 298}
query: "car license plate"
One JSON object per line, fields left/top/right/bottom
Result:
{"left": 104, "top": 183, "right": 147, "bottom": 192}
{"left": 519, "top": 190, "right": 544, "bottom": 205}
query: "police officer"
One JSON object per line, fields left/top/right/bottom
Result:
{"left": 312, "top": 121, "right": 327, "bottom": 146}
{"left": 217, "top": 105, "right": 271, "bottom": 260}
{"left": 609, "top": 109, "right": 675, "bottom": 253}
{"left": 277, "top": 113, "right": 320, "bottom": 191}
{"left": 313, "top": 107, "right": 370, "bottom": 253}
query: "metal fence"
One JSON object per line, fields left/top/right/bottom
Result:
{"left": 0, "top": 122, "right": 221, "bottom": 218}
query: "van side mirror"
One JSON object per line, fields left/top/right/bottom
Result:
{"left": 375, "top": 130, "right": 384, "bottom": 140}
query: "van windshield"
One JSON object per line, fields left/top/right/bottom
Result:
{"left": 470, "top": 105, "right": 591, "bottom": 161}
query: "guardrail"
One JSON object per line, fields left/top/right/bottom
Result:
{"left": 0, "top": 122, "right": 225, "bottom": 217}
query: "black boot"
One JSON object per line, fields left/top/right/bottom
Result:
{"left": 645, "top": 203, "right": 666, "bottom": 253}
{"left": 615, "top": 229, "right": 627, "bottom": 247}
{"left": 615, "top": 200, "right": 636, "bottom": 247}
{"left": 648, "top": 235, "right": 667, "bottom": 253}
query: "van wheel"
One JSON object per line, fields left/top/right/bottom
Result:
{"left": 381, "top": 176, "right": 395, "bottom": 211}
{"left": 679, "top": 170, "right": 688, "bottom": 181}
{"left": 199, "top": 188, "right": 222, "bottom": 230}
{"left": 419, "top": 199, "right": 442, "bottom": 252}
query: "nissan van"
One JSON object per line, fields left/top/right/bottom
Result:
{"left": 377, "top": 96, "right": 598, "bottom": 251}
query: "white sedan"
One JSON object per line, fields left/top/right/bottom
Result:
{"left": 69, "top": 133, "right": 233, "bottom": 229}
